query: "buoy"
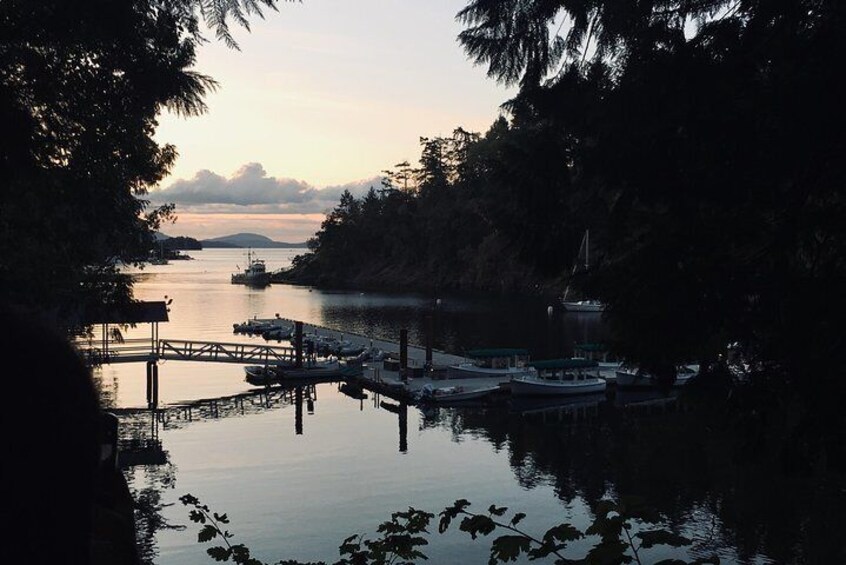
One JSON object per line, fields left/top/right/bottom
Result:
{"left": 436, "top": 298, "right": 442, "bottom": 306}
{"left": 547, "top": 306, "right": 554, "bottom": 316}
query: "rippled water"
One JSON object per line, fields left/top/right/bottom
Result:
{"left": 97, "top": 249, "right": 843, "bottom": 564}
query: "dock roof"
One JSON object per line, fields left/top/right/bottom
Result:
{"left": 81, "top": 301, "right": 169, "bottom": 324}
{"left": 466, "top": 348, "right": 529, "bottom": 358}
{"left": 530, "top": 358, "right": 599, "bottom": 370}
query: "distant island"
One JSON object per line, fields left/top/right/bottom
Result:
{"left": 155, "top": 232, "right": 308, "bottom": 249}
{"left": 200, "top": 233, "right": 308, "bottom": 249}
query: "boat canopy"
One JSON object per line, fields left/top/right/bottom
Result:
{"left": 466, "top": 348, "right": 529, "bottom": 358}
{"left": 530, "top": 358, "right": 599, "bottom": 370}
{"left": 574, "top": 343, "right": 608, "bottom": 353}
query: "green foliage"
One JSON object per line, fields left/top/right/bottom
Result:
{"left": 182, "top": 494, "right": 708, "bottom": 565}
{"left": 0, "top": 0, "right": 280, "bottom": 326}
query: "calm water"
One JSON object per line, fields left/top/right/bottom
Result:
{"left": 98, "top": 249, "right": 844, "bottom": 564}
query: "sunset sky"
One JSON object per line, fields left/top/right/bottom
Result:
{"left": 150, "top": 0, "right": 515, "bottom": 242}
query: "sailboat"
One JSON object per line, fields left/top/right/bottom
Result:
{"left": 561, "top": 230, "right": 605, "bottom": 312}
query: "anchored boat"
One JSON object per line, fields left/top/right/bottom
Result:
{"left": 231, "top": 249, "right": 271, "bottom": 286}
{"left": 510, "top": 358, "right": 607, "bottom": 396}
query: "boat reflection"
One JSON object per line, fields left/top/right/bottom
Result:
{"left": 509, "top": 392, "right": 605, "bottom": 420}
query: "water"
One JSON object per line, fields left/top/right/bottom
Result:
{"left": 98, "top": 249, "right": 844, "bottom": 564}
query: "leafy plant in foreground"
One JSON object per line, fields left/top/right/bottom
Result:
{"left": 181, "top": 494, "right": 718, "bottom": 564}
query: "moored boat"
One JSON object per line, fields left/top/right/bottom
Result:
{"left": 415, "top": 383, "right": 501, "bottom": 404}
{"left": 510, "top": 358, "right": 606, "bottom": 396}
{"left": 276, "top": 358, "right": 350, "bottom": 379}
{"left": 615, "top": 364, "right": 699, "bottom": 389}
{"left": 231, "top": 249, "right": 271, "bottom": 286}
{"left": 244, "top": 363, "right": 290, "bottom": 386}
{"left": 448, "top": 348, "right": 536, "bottom": 379}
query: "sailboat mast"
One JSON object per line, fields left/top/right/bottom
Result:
{"left": 585, "top": 229, "right": 589, "bottom": 270}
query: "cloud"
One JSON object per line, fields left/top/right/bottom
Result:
{"left": 150, "top": 163, "right": 381, "bottom": 214}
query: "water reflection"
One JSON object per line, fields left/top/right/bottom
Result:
{"left": 419, "top": 392, "right": 846, "bottom": 564}
{"left": 319, "top": 291, "right": 609, "bottom": 360}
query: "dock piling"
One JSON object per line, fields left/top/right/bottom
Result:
{"left": 294, "top": 321, "right": 303, "bottom": 368}
{"left": 400, "top": 329, "right": 408, "bottom": 382}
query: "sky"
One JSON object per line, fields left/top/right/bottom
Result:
{"left": 150, "top": 0, "right": 516, "bottom": 242}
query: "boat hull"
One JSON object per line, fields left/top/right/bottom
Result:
{"left": 562, "top": 301, "right": 605, "bottom": 312}
{"left": 510, "top": 377, "right": 607, "bottom": 396}
{"left": 616, "top": 367, "right": 698, "bottom": 389}
{"left": 418, "top": 385, "right": 500, "bottom": 404}
{"left": 448, "top": 364, "right": 535, "bottom": 379}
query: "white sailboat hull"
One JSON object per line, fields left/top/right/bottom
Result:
{"left": 562, "top": 300, "right": 605, "bottom": 312}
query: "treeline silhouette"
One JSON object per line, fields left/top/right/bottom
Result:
{"left": 284, "top": 124, "right": 589, "bottom": 295}
{"left": 288, "top": 1, "right": 846, "bottom": 471}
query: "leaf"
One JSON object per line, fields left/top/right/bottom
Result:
{"left": 207, "top": 546, "right": 232, "bottom": 561}
{"left": 189, "top": 510, "right": 207, "bottom": 524}
{"left": 439, "top": 500, "right": 471, "bottom": 534}
{"left": 618, "top": 495, "right": 661, "bottom": 524}
{"left": 510, "top": 513, "right": 526, "bottom": 527}
{"left": 488, "top": 505, "right": 508, "bottom": 517}
{"left": 584, "top": 539, "right": 632, "bottom": 565}
{"left": 489, "top": 535, "right": 531, "bottom": 563}
{"left": 654, "top": 560, "right": 688, "bottom": 565}
{"left": 180, "top": 494, "right": 200, "bottom": 506}
{"left": 635, "top": 530, "right": 692, "bottom": 549}
{"left": 542, "top": 523, "right": 582, "bottom": 544}
{"left": 198, "top": 524, "right": 219, "bottom": 543}
{"left": 459, "top": 514, "right": 497, "bottom": 539}
{"left": 214, "top": 512, "right": 230, "bottom": 524}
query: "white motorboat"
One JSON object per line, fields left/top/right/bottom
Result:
{"left": 276, "top": 358, "right": 345, "bottom": 379}
{"left": 448, "top": 348, "right": 536, "bottom": 379}
{"left": 572, "top": 343, "right": 622, "bottom": 384}
{"left": 615, "top": 364, "right": 699, "bottom": 389}
{"left": 561, "top": 299, "right": 605, "bottom": 312}
{"left": 416, "top": 383, "right": 501, "bottom": 404}
{"left": 244, "top": 364, "right": 287, "bottom": 386}
{"left": 510, "top": 358, "right": 607, "bottom": 396}
{"left": 231, "top": 249, "right": 271, "bottom": 286}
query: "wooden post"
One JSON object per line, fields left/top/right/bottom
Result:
{"left": 400, "top": 329, "right": 408, "bottom": 382}
{"left": 146, "top": 360, "right": 159, "bottom": 410}
{"left": 152, "top": 362, "right": 159, "bottom": 410}
{"left": 295, "top": 386, "right": 303, "bottom": 435}
{"left": 399, "top": 402, "right": 408, "bottom": 453}
{"left": 294, "top": 321, "right": 303, "bottom": 368}
{"left": 146, "top": 361, "right": 153, "bottom": 409}
{"left": 425, "top": 314, "right": 433, "bottom": 370}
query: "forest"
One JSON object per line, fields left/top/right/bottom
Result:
{"left": 282, "top": 0, "right": 846, "bottom": 468}
{"left": 2, "top": 0, "right": 843, "bottom": 469}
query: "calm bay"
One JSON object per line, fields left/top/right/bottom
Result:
{"left": 96, "top": 249, "right": 842, "bottom": 564}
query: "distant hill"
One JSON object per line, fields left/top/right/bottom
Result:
{"left": 200, "top": 233, "right": 308, "bottom": 248}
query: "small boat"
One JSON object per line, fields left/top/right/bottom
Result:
{"left": 231, "top": 249, "right": 271, "bottom": 286}
{"left": 510, "top": 359, "right": 607, "bottom": 396}
{"left": 448, "top": 348, "right": 536, "bottom": 379}
{"left": 276, "top": 358, "right": 344, "bottom": 379}
{"left": 573, "top": 343, "right": 622, "bottom": 384}
{"left": 560, "top": 230, "right": 605, "bottom": 312}
{"left": 339, "top": 382, "right": 368, "bottom": 400}
{"left": 615, "top": 364, "right": 699, "bottom": 389}
{"left": 262, "top": 326, "right": 293, "bottom": 341}
{"left": 244, "top": 364, "right": 281, "bottom": 386}
{"left": 416, "top": 383, "right": 500, "bottom": 404}
{"left": 561, "top": 299, "right": 605, "bottom": 312}
{"left": 233, "top": 315, "right": 287, "bottom": 334}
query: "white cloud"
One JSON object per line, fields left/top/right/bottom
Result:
{"left": 151, "top": 163, "right": 381, "bottom": 214}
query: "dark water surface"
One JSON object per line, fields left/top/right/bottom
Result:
{"left": 99, "top": 250, "right": 843, "bottom": 564}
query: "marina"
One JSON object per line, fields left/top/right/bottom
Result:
{"left": 80, "top": 249, "right": 841, "bottom": 565}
